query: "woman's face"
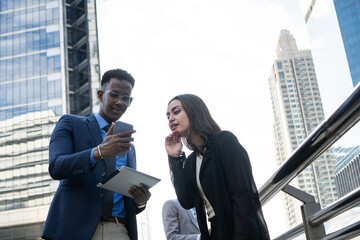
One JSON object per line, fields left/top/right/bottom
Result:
{"left": 167, "top": 99, "right": 190, "bottom": 138}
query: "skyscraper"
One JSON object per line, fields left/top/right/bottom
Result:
{"left": 333, "top": 146, "right": 360, "bottom": 198}
{"left": 333, "top": 0, "right": 360, "bottom": 87}
{"left": 0, "top": 0, "right": 100, "bottom": 238}
{"left": 268, "top": 30, "right": 337, "bottom": 227}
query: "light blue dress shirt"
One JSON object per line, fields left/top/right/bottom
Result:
{"left": 190, "top": 208, "right": 201, "bottom": 240}
{"left": 90, "top": 113, "right": 127, "bottom": 218}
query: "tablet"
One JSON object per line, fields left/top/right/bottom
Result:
{"left": 97, "top": 166, "right": 161, "bottom": 198}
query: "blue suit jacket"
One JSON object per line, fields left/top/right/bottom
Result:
{"left": 42, "top": 114, "right": 143, "bottom": 240}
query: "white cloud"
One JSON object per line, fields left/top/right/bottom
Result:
{"left": 300, "top": 0, "right": 333, "bottom": 20}
{"left": 310, "top": 0, "right": 333, "bottom": 19}
{"left": 299, "top": 0, "right": 312, "bottom": 16}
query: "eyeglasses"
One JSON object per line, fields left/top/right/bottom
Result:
{"left": 103, "top": 91, "right": 133, "bottom": 106}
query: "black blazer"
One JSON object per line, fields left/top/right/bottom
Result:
{"left": 42, "top": 114, "right": 143, "bottom": 240}
{"left": 169, "top": 131, "right": 270, "bottom": 240}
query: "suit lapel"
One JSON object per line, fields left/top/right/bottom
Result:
{"left": 87, "top": 114, "right": 102, "bottom": 146}
{"left": 186, "top": 208, "right": 199, "bottom": 229}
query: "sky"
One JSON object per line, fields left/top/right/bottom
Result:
{"left": 95, "top": 0, "right": 359, "bottom": 239}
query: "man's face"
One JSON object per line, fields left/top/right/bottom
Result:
{"left": 98, "top": 78, "right": 133, "bottom": 124}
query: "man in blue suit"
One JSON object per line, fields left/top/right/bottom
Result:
{"left": 42, "top": 69, "right": 151, "bottom": 240}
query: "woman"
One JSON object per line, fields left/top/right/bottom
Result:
{"left": 165, "top": 94, "right": 270, "bottom": 240}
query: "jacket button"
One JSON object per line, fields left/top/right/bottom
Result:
{"left": 101, "top": 172, "right": 106, "bottom": 177}
{"left": 100, "top": 193, "right": 104, "bottom": 198}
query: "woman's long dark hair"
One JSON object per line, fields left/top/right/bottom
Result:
{"left": 168, "top": 94, "right": 221, "bottom": 153}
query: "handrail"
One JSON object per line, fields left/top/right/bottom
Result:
{"left": 309, "top": 187, "right": 360, "bottom": 226}
{"left": 259, "top": 83, "right": 360, "bottom": 205}
{"left": 322, "top": 220, "right": 360, "bottom": 240}
{"left": 273, "top": 223, "right": 304, "bottom": 240}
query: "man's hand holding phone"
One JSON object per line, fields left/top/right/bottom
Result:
{"left": 97, "top": 121, "right": 135, "bottom": 159}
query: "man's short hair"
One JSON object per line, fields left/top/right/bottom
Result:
{"left": 101, "top": 68, "right": 135, "bottom": 89}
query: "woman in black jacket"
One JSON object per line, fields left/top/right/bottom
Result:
{"left": 165, "top": 94, "right": 270, "bottom": 240}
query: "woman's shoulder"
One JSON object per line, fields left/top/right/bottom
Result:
{"left": 211, "top": 131, "right": 248, "bottom": 157}
{"left": 210, "top": 130, "right": 244, "bottom": 152}
{"left": 211, "top": 130, "right": 237, "bottom": 143}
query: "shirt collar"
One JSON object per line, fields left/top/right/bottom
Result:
{"left": 94, "top": 113, "right": 110, "bottom": 130}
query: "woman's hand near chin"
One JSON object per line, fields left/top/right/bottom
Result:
{"left": 165, "top": 131, "right": 183, "bottom": 157}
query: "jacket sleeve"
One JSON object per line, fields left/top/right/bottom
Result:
{"left": 162, "top": 200, "right": 200, "bottom": 240}
{"left": 217, "top": 131, "right": 261, "bottom": 239}
{"left": 48, "top": 115, "right": 94, "bottom": 180}
{"left": 168, "top": 153, "right": 196, "bottom": 210}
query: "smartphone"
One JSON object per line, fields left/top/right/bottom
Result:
{"left": 113, "top": 121, "right": 133, "bottom": 136}
{"left": 113, "top": 121, "right": 134, "bottom": 157}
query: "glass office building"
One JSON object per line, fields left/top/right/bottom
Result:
{"left": 333, "top": 0, "right": 360, "bottom": 87}
{"left": 333, "top": 146, "right": 360, "bottom": 198}
{"left": 0, "top": 0, "right": 100, "bottom": 239}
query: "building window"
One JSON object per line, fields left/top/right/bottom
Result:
{"left": 279, "top": 72, "right": 285, "bottom": 79}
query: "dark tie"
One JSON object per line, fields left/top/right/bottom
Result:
{"left": 101, "top": 125, "right": 117, "bottom": 219}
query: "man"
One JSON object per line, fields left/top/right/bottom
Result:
{"left": 162, "top": 199, "right": 201, "bottom": 240}
{"left": 42, "top": 69, "right": 151, "bottom": 240}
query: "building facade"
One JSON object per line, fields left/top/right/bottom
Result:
{"left": 333, "top": 146, "right": 360, "bottom": 198}
{"left": 0, "top": 0, "right": 100, "bottom": 239}
{"left": 333, "top": 0, "right": 360, "bottom": 87}
{"left": 268, "top": 30, "right": 337, "bottom": 227}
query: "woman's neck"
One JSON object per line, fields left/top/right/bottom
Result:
{"left": 191, "top": 134, "right": 204, "bottom": 151}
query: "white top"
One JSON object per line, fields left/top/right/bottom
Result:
{"left": 196, "top": 154, "right": 215, "bottom": 220}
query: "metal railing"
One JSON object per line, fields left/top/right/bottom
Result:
{"left": 259, "top": 83, "right": 360, "bottom": 239}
